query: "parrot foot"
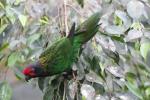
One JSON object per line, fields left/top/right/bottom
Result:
{"left": 62, "top": 70, "right": 77, "bottom": 80}
{"left": 72, "top": 70, "right": 77, "bottom": 80}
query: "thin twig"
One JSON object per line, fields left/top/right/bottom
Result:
{"left": 57, "top": 7, "right": 63, "bottom": 35}
{"left": 63, "top": 80, "right": 66, "bottom": 100}
{"left": 64, "top": 0, "right": 69, "bottom": 36}
{"left": 4, "top": 67, "right": 8, "bottom": 80}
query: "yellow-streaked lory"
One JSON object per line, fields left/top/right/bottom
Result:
{"left": 23, "top": 12, "right": 101, "bottom": 81}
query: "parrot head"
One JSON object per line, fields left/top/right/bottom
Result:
{"left": 23, "top": 63, "right": 48, "bottom": 81}
{"left": 23, "top": 65, "right": 36, "bottom": 81}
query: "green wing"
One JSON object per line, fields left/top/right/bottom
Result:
{"left": 39, "top": 37, "right": 73, "bottom": 75}
{"left": 38, "top": 12, "right": 101, "bottom": 75}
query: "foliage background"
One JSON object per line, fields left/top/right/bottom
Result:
{"left": 0, "top": 0, "right": 150, "bottom": 100}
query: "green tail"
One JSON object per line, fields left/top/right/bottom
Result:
{"left": 71, "top": 12, "right": 101, "bottom": 61}
{"left": 74, "top": 12, "right": 101, "bottom": 44}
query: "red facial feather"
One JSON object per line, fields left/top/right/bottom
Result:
{"left": 23, "top": 67, "right": 32, "bottom": 75}
{"left": 23, "top": 65, "right": 36, "bottom": 77}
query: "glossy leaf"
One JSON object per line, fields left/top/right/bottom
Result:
{"left": 7, "top": 52, "right": 20, "bottom": 67}
{"left": 0, "top": 42, "right": 9, "bottom": 52}
{"left": 18, "top": 14, "right": 28, "bottom": 27}
{"left": 0, "top": 2, "right": 5, "bottom": 9}
{"left": 127, "top": 0, "right": 145, "bottom": 20}
{"left": 140, "top": 42, "right": 150, "bottom": 59}
{"left": 145, "top": 87, "right": 150, "bottom": 97}
{"left": 146, "top": 50, "right": 150, "bottom": 67}
{"left": 0, "top": 24, "right": 8, "bottom": 35}
{"left": 125, "top": 29, "right": 143, "bottom": 42}
{"left": 0, "top": 82, "right": 12, "bottom": 100}
{"left": 14, "top": 67, "right": 25, "bottom": 80}
{"left": 5, "top": 6, "right": 16, "bottom": 24}
{"left": 81, "top": 84, "right": 95, "bottom": 100}
{"left": 125, "top": 82, "right": 143, "bottom": 99}
{"left": 105, "top": 25, "right": 125, "bottom": 35}
{"left": 43, "top": 85, "right": 54, "bottom": 100}
{"left": 27, "top": 34, "right": 41, "bottom": 45}
{"left": 114, "top": 15, "right": 123, "bottom": 26}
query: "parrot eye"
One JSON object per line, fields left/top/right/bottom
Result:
{"left": 31, "top": 68, "right": 35, "bottom": 71}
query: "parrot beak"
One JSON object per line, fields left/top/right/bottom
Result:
{"left": 25, "top": 76, "right": 31, "bottom": 82}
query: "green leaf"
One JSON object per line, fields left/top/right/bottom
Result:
{"left": 27, "top": 34, "right": 41, "bottom": 45}
{"left": 5, "top": 6, "right": 16, "bottom": 24}
{"left": 0, "top": 0, "right": 6, "bottom": 6}
{"left": 0, "top": 2, "right": 5, "bottom": 9}
{"left": 18, "top": 14, "right": 27, "bottom": 27}
{"left": 38, "top": 77, "right": 50, "bottom": 91}
{"left": 146, "top": 50, "right": 150, "bottom": 67}
{"left": 0, "top": 10, "right": 5, "bottom": 18}
{"left": 82, "top": 96, "right": 86, "bottom": 100}
{"left": 0, "top": 54, "right": 5, "bottom": 61}
{"left": 125, "top": 81, "right": 143, "bottom": 99}
{"left": 104, "top": 0, "right": 112, "bottom": 3}
{"left": 0, "top": 24, "right": 8, "bottom": 35}
{"left": 43, "top": 85, "right": 55, "bottom": 100}
{"left": 7, "top": 52, "right": 20, "bottom": 67}
{"left": 14, "top": 68, "right": 25, "bottom": 80}
{"left": 0, "top": 81, "right": 12, "bottom": 100}
{"left": 39, "top": 16, "right": 49, "bottom": 25}
{"left": 114, "top": 15, "right": 123, "bottom": 26}
{"left": 111, "top": 35, "right": 124, "bottom": 43}
{"left": 0, "top": 42, "right": 9, "bottom": 52}
{"left": 99, "top": 31, "right": 124, "bottom": 42}
{"left": 136, "top": 59, "right": 150, "bottom": 73}
{"left": 76, "top": 0, "right": 84, "bottom": 8}
{"left": 14, "top": 0, "right": 21, "bottom": 5}
{"left": 38, "top": 78, "right": 45, "bottom": 91}
{"left": 125, "top": 72, "right": 136, "bottom": 83}
{"left": 146, "top": 87, "right": 150, "bottom": 97}
{"left": 140, "top": 42, "right": 150, "bottom": 59}
{"left": 93, "top": 82, "right": 105, "bottom": 94}
{"left": 131, "top": 22, "right": 143, "bottom": 30}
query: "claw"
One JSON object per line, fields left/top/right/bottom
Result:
{"left": 25, "top": 76, "right": 31, "bottom": 82}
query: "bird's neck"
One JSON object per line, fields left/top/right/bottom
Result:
{"left": 35, "top": 61, "right": 43, "bottom": 67}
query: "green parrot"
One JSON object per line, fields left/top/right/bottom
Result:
{"left": 23, "top": 12, "right": 101, "bottom": 81}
